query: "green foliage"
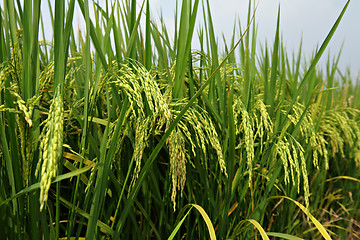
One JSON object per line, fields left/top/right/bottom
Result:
{"left": 0, "top": 0, "right": 359, "bottom": 239}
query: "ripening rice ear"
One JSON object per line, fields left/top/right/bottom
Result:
{"left": 35, "top": 85, "right": 64, "bottom": 211}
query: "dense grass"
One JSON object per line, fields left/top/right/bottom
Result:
{"left": 0, "top": 0, "right": 359, "bottom": 239}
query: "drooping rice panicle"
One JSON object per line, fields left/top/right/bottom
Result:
{"left": 35, "top": 85, "right": 64, "bottom": 211}
{"left": 167, "top": 128, "right": 187, "bottom": 211}
{"left": 233, "top": 97, "right": 255, "bottom": 184}
{"left": 253, "top": 98, "right": 273, "bottom": 152}
{"left": 129, "top": 117, "right": 151, "bottom": 189}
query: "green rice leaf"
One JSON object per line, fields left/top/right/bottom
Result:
{"left": 246, "top": 219, "right": 270, "bottom": 240}
{"left": 266, "top": 232, "right": 305, "bottom": 240}
{"left": 168, "top": 204, "right": 216, "bottom": 240}
{"left": 326, "top": 176, "right": 360, "bottom": 183}
{"left": 270, "top": 196, "right": 332, "bottom": 240}
{"left": 0, "top": 164, "right": 94, "bottom": 207}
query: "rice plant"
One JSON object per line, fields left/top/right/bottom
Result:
{"left": 0, "top": 0, "right": 359, "bottom": 239}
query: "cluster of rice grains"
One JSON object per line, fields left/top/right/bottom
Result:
{"left": 319, "top": 109, "right": 360, "bottom": 167}
{"left": 232, "top": 97, "right": 311, "bottom": 207}
{"left": 1, "top": 59, "right": 41, "bottom": 185}
{"left": 233, "top": 98, "right": 272, "bottom": 185}
{"left": 108, "top": 62, "right": 171, "bottom": 189}
{"left": 168, "top": 105, "right": 227, "bottom": 210}
{"left": 35, "top": 85, "right": 64, "bottom": 211}
{"left": 108, "top": 61, "right": 227, "bottom": 210}
{"left": 12, "top": 91, "right": 41, "bottom": 185}
{"left": 167, "top": 129, "right": 186, "bottom": 211}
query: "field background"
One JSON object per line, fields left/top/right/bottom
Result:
{"left": 0, "top": 0, "right": 359, "bottom": 239}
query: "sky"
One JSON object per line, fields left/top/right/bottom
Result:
{"left": 1, "top": 0, "right": 359, "bottom": 79}
{"left": 148, "top": 0, "right": 360, "bottom": 79}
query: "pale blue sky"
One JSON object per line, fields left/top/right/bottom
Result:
{"left": 1, "top": 0, "right": 359, "bottom": 79}
{"left": 149, "top": 0, "right": 359, "bottom": 79}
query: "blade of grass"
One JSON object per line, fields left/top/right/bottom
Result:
{"left": 167, "top": 207, "right": 193, "bottom": 240}
{"left": 53, "top": 2, "right": 66, "bottom": 237}
{"left": 326, "top": 176, "right": 360, "bottom": 183}
{"left": 77, "top": 0, "right": 108, "bottom": 69}
{"left": 85, "top": 92, "right": 130, "bottom": 239}
{"left": 125, "top": 0, "right": 146, "bottom": 59}
{"left": 67, "top": 0, "right": 93, "bottom": 236}
{"left": 268, "top": 6, "right": 280, "bottom": 116}
{"left": 192, "top": 204, "right": 217, "bottom": 240}
{"left": 0, "top": 112, "right": 21, "bottom": 238}
{"left": 4, "top": 0, "right": 18, "bottom": 46}
{"left": 173, "top": 0, "right": 199, "bottom": 100}
{"left": 144, "top": 0, "right": 151, "bottom": 70}
{"left": 0, "top": 164, "right": 95, "bottom": 207}
{"left": 59, "top": 195, "right": 114, "bottom": 236}
{"left": 21, "top": 1, "right": 32, "bottom": 100}
{"left": 266, "top": 232, "right": 305, "bottom": 240}
{"left": 246, "top": 219, "right": 270, "bottom": 240}
{"left": 168, "top": 204, "right": 216, "bottom": 240}
{"left": 204, "top": 0, "right": 221, "bottom": 111}
{"left": 269, "top": 196, "right": 332, "bottom": 240}
{"left": 282, "top": 0, "right": 350, "bottom": 128}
